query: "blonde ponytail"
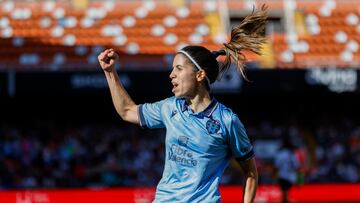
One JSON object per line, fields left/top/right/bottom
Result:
{"left": 219, "top": 4, "right": 268, "bottom": 80}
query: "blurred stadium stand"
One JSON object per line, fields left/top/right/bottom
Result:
{"left": 0, "top": 0, "right": 360, "bottom": 70}
{"left": 0, "top": 0, "right": 360, "bottom": 202}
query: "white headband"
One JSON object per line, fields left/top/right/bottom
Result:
{"left": 177, "top": 50, "right": 211, "bottom": 85}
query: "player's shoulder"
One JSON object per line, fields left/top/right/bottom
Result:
{"left": 215, "top": 101, "right": 244, "bottom": 127}
{"left": 216, "top": 102, "right": 236, "bottom": 119}
{"left": 167, "top": 96, "right": 183, "bottom": 106}
{"left": 153, "top": 96, "right": 174, "bottom": 109}
{"left": 159, "top": 96, "right": 182, "bottom": 110}
{"left": 156, "top": 96, "right": 176, "bottom": 105}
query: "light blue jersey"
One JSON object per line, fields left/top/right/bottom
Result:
{"left": 138, "top": 96, "right": 254, "bottom": 203}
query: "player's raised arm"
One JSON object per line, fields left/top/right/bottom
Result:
{"left": 98, "top": 48, "right": 139, "bottom": 124}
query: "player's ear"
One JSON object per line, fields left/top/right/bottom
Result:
{"left": 196, "top": 69, "right": 207, "bottom": 82}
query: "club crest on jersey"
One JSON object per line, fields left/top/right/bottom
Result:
{"left": 178, "top": 136, "right": 189, "bottom": 146}
{"left": 206, "top": 118, "right": 220, "bottom": 134}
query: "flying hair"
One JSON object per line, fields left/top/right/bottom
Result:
{"left": 215, "top": 4, "right": 268, "bottom": 81}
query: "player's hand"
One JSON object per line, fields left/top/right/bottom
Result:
{"left": 98, "top": 48, "right": 119, "bottom": 72}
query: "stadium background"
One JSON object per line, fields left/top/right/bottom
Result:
{"left": 0, "top": 0, "right": 359, "bottom": 202}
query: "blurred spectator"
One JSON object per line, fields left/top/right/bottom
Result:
{"left": 0, "top": 118, "right": 359, "bottom": 189}
{"left": 274, "top": 136, "right": 300, "bottom": 203}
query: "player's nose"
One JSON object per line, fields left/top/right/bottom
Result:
{"left": 169, "top": 69, "right": 176, "bottom": 79}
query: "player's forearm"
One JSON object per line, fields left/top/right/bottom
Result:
{"left": 239, "top": 158, "right": 258, "bottom": 203}
{"left": 104, "top": 70, "right": 137, "bottom": 121}
{"left": 243, "top": 174, "right": 257, "bottom": 203}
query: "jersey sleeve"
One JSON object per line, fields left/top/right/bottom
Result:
{"left": 228, "top": 114, "right": 254, "bottom": 162}
{"left": 137, "top": 97, "right": 170, "bottom": 129}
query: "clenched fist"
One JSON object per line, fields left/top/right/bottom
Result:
{"left": 98, "top": 48, "right": 119, "bottom": 72}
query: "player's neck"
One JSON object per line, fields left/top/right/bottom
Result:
{"left": 186, "top": 90, "right": 211, "bottom": 113}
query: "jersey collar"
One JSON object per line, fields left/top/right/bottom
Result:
{"left": 180, "top": 97, "right": 218, "bottom": 118}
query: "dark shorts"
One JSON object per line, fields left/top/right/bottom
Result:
{"left": 278, "top": 178, "right": 292, "bottom": 191}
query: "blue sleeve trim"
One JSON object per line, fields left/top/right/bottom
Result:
{"left": 235, "top": 149, "right": 254, "bottom": 163}
{"left": 138, "top": 104, "right": 148, "bottom": 129}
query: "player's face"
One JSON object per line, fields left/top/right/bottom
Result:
{"left": 170, "top": 54, "right": 198, "bottom": 98}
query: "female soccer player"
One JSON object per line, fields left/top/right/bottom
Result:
{"left": 98, "top": 5, "right": 267, "bottom": 203}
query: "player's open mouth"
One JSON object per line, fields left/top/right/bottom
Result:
{"left": 172, "top": 82, "right": 178, "bottom": 92}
